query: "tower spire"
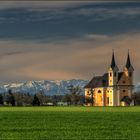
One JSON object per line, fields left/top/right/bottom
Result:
{"left": 125, "top": 50, "right": 134, "bottom": 70}
{"left": 110, "top": 50, "right": 118, "bottom": 70}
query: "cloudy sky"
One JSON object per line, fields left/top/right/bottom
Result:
{"left": 0, "top": 1, "right": 140, "bottom": 85}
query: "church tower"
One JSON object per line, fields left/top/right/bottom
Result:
{"left": 124, "top": 51, "right": 134, "bottom": 85}
{"left": 108, "top": 51, "right": 119, "bottom": 86}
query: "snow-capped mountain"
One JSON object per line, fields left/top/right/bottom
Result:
{"left": 134, "top": 83, "right": 140, "bottom": 93}
{"left": 0, "top": 79, "right": 88, "bottom": 95}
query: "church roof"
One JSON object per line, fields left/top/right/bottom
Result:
{"left": 84, "top": 72, "right": 124, "bottom": 88}
{"left": 84, "top": 73, "right": 108, "bottom": 88}
{"left": 118, "top": 72, "right": 123, "bottom": 82}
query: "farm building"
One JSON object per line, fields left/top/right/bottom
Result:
{"left": 85, "top": 51, "right": 134, "bottom": 106}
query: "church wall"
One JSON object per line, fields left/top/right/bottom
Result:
{"left": 85, "top": 85, "right": 133, "bottom": 106}
{"left": 118, "top": 72, "right": 132, "bottom": 86}
{"left": 109, "top": 89, "right": 113, "bottom": 106}
{"left": 94, "top": 88, "right": 104, "bottom": 106}
{"left": 117, "top": 85, "right": 133, "bottom": 106}
{"left": 119, "top": 87, "right": 132, "bottom": 99}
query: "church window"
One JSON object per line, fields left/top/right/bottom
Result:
{"left": 123, "top": 90, "right": 126, "bottom": 93}
{"left": 87, "top": 91, "right": 89, "bottom": 95}
{"left": 107, "top": 97, "right": 109, "bottom": 104}
{"left": 110, "top": 72, "right": 112, "bottom": 77}
{"left": 129, "top": 72, "right": 132, "bottom": 77}
{"left": 123, "top": 81, "right": 126, "bottom": 84}
{"left": 98, "top": 90, "right": 101, "bottom": 93}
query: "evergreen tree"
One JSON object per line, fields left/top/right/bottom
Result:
{"left": 10, "top": 94, "right": 15, "bottom": 106}
{"left": 0, "top": 94, "right": 3, "bottom": 105}
{"left": 32, "top": 94, "right": 40, "bottom": 106}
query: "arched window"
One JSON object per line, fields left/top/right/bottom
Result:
{"left": 110, "top": 72, "right": 112, "bottom": 77}
{"left": 98, "top": 90, "right": 101, "bottom": 93}
{"left": 129, "top": 72, "right": 132, "bottom": 77}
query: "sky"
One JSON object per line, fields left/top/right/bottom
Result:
{"left": 0, "top": 1, "right": 140, "bottom": 85}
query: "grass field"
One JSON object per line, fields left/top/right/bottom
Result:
{"left": 0, "top": 107, "right": 140, "bottom": 140}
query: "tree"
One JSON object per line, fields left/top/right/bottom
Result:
{"left": 67, "top": 85, "right": 82, "bottom": 105}
{"left": 121, "top": 96, "right": 132, "bottom": 106}
{"left": 6, "top": 89, "right": 15, "bottom": 106}
{"left": 23, "top": 93, "right": 34, "bottom": 105}
{"left": 62, "top": 94, "right": 71, "bottom": 105}
{"left": 32, "top": 94, "right": 40, "bottom": 106}
{"left": 11, "top": 94, "right": 15, "bottom": 106}
{"left": 14, "top": 92, "right": 24, "bottom": 106}
{"left": 0, "top": 94, "right": 3, "bottom": 105}
{"left": 37, "top": 90, "right": 48, "bottom": 105}
{"left": 85, "top": 97, "right": 91, "bottom": 105}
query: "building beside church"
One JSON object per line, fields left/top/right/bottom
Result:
{"left": 84, "top": 52, "right": 134, "bottom": 106}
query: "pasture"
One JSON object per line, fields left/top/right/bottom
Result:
{"left": 0, "top": 107, "right": 139, "bottom": 139}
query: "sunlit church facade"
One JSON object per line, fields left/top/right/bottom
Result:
{"left": 84, "top": 52, "right": 134, "bottom": 106}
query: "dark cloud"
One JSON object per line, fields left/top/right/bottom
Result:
{"left": 0, "top": 2, "right": 139, "bottom": 41}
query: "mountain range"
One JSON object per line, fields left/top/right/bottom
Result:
{"left": 0, "top": 79, "right": 88, "bottom": 95}
{"left": 0, "top": 79, "right": 140, "bottom": 95}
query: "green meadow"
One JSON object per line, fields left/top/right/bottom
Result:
{"left": 0, "top": 107, "right": 139, "bottom": 140}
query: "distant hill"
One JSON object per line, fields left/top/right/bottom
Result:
{"left": 0, "top": 79, "right": 88, "bottom": 95}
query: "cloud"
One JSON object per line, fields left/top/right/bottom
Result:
{"left": 0, "top": 1, "right": 95, "bottom": 9}
{"left": 0, "top": 33, "right": 140, "bottom": 85}
{"left": 85, "top": 34, "right": 110, "bottom": 41}
{"left": 73, "top": 7, "right": 140, "bottom": 20}
{"left": 0, "top": 3, "right": 139, "bottom": 42}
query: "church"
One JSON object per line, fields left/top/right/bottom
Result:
{"left": 84, "top": 52, "right": 134, "bottom": 106}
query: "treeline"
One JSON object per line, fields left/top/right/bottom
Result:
{"left": 133, "top": 92, "right": 140, "bottom": 105}
{"left": 0, "top": 85, "right": 85, "bottom": 106}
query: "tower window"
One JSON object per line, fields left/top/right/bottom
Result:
{"left": 123, "top": 90, "right": 126, "bottom": 93}
{"left": 110, "top": 72, "right": 112, "bottom": 77}
{"left": 129, "top": 72, "right": 132, "bottom": 77}
{"left": 123, "top": 81, "right": 126, "bottom": 84}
